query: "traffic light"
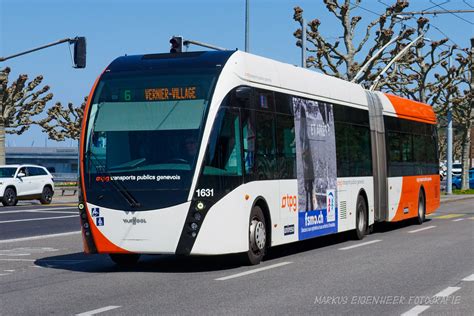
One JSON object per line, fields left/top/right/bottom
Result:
{"left": 170, "top": 36, "right": 183, "bottom": 53}
{"left": 73, "top": 37, "right": 86, "bottom": 68}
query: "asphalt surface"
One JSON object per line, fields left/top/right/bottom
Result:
{"left": 0, "top": 198, "right": 472, "bottom": 315}
{"left": 0, "top": 202, "right": 78, "bottom": 240}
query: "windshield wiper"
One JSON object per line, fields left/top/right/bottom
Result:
{"left": 86, "top": 149, "right": 142, "bottom": 208}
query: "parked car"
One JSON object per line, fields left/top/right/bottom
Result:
{"left": 452, "top": 162, "right": 462, "bottom": 177}
{"left": 452, "top": 169, "right": 474, "bottom": 189}
{"left": 0, "top": 165, "right": 54, "bottom": 206}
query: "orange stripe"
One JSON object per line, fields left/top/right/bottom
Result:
{"left": 384, "top": 94, "right": 436, "bottom": 124}
{"left": 79, "top": 71, "right": 130, "bottom": 254}
{"left": 390, "top": 175, "right": 440, "bottom": 222}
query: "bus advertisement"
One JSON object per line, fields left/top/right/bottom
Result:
{"left": 77, "top": 50, "right": 440, "bottom": 266}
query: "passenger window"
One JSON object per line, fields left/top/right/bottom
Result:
{"left": 242, "top": 110, "right": 256, "bottom": 176}
{"left": 275, "top": 115, "right": 296, "bottom": 179}
{"left": 255, "top": 111, "right": 276, "bottom": 180}
{"left": 254, "top": 89, "right": 275, "bottom": 112}
{"left": 275, "top": 92, "right": 292, "bottom": 115}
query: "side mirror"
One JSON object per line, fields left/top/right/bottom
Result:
{"left": 73, "top": 37, "right": 86, "bottom": 68}
{"left": 17, "top": 172, "right": 26, "bottom": 178}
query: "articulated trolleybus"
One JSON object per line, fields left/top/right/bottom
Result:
{"left": 78, "top": 50, "right": 439, "bottom": 266}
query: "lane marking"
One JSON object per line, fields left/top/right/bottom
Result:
{"left": 401, "top": 305, "right": 430, "bottom": 316}
{"left": 0, "top": 207, "right": 76, "bottom": 214}
{"left": 14, "top": 203, "right": 77, "bottom": 208}
{"left": 0, "top": 231, "right": 81, "bottom": 244}
{"left": 76, "top": 305, "right": 121, "bottom": 316}
{"left": 0, "top": 259, "right": 35, "bottom": 262}
{"left": 338, "top": 239, "right": 382, "bottom": 250}
{"left": 0, "top": 273, "right": 11, "bottom": 276}
{"left": 215, "top": 262, "right": 292, "bottom": 281}
{"left": 433, "top": 286, "right": 461, "bottom": 297}
{"left": 426, "top": 213, "right": 437, "bottom": 217}
{"left": 0, "top": 215, "right": 77, "bottom": 224}
{"left": 462, "top": 274, "right": 474, "bottom": 281}
{"left": 408, "top": 226, "right": 436, "bottom": 233}
{"left": 3, "top": 270, "right": 15, "bottom": 272}
{"left": 0, "top": 253, "right": 30, "bottom": 256}
{"left": 433, "top": 214, "right": 463, "bottom": 219}
{"left": 12, "top": 210, "right": 77, "bottom": 214}
{"left": 452, "top": 218, "right": 464, "bottom": 222}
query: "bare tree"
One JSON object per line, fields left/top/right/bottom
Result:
{"left": 0, "top": 67, "right": 53, "bottom": 164}
{"left": 431, "top": 51, "right": 473, "bottom": 189}
{"left": 293, "top": 0, "right": 414, "bottom": 83}
{"left": 38, "top": 96, "right": 87, "bottom": 141}
{"left": 293, "top": 0, "right": 473, "bottom": 189}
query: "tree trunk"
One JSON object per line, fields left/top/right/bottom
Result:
{"left": 461, "top": 127, "right": 471, "bottom": 190}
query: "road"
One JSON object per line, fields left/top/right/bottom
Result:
{"left": 0, "top": 198, "right": 472, "bottom": 315}
{"left": 0, "top": 201, "right": 78, "bottom": 240}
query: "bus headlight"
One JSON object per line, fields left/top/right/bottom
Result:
{"left": 190, "top": 222, "right": 199, "bottom": 231}
{"left": 193, "top": 212, "right": 202, "bottom": 221}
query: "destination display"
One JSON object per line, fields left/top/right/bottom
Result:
{"left": 145, "top": 86, "right": 197, "bottom": 101}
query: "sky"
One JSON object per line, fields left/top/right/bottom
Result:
{"left": 1, "top": 0, "right": 473, "bottom": 147}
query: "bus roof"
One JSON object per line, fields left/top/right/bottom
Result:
{"left": 103, "top": 50, "right": 436, "bottom": 124}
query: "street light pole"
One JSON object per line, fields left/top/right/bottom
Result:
{"left": 447, "top": 78, "right": 453, "bottom": 194}
{"left": 245, "top": 0, "right": 249, "bottom": 52}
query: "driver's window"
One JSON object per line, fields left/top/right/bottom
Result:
{"left": 17, "top": 167, "right": 28, "bottom": 177}
{"left": 203, "top": 108, "right": 242, "bottom": 176}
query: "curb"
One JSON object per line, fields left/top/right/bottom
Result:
{"left": 440, "top": 195, "right": 474, "bottom": 204}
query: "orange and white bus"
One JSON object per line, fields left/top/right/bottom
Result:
{"left": 78, "top": 50, "right": 439, "bottom": 266}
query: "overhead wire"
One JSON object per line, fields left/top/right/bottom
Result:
{"left": 427, "top": 0, "right": 473, "bottom": 25}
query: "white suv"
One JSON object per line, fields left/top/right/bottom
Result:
{"left": 0, "top": 165, "right": 55, "bottom": 206}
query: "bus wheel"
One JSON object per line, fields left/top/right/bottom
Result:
{"left": 243, "top": 206, "right": 267, "bottom": 265}
{"left": 416, "top": 190, "right": 425, "bottom": 225}
{"left": 109, "top": 254, "right": 140, "bottom": 267}
{"left": 353, "top": 195, "right": 367, "bottom": 240}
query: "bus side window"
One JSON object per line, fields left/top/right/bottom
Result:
{"left": 255, "top": 111, "right": 276, "bottom": 180}
{"left": 242, "top": 110, "right": 256, "bottom": 177}
{"left": 275, "top": 114, "right": 296, "bottom": 179}
{"left": 254, "top": 89, "right": 275, "bottom": 112}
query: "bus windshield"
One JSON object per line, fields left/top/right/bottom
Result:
{"left": 84, "top": 70, "right": 217, "bottom": 210}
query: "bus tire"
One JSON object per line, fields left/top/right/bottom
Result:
{"left": 109, "top": 254, "right": 140, "bottom": 267}
{"left": 242, "top": 205, "right": 267, "bottom": 265}
{"left": 416, "top": 189, "right": 425, "bottom": 225}
{"left": 353, "top": 195, "right": 367, "bottom": 240}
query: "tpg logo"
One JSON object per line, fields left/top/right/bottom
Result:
{"left": 281, "top": 194, "right": 297, "bottom": 212}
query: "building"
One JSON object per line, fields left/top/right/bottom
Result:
{"left": 6, "top": 147, "right": 78, "bottom": 180}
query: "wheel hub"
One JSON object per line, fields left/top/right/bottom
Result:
{"left": 418, "top": 197, "right": 424, "bottom": 217}
{"left": 250, "top": 219, "right": 266, "bottom": 251}
{"left": 358, "top": 207, "right": 366, "bottom": 233}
